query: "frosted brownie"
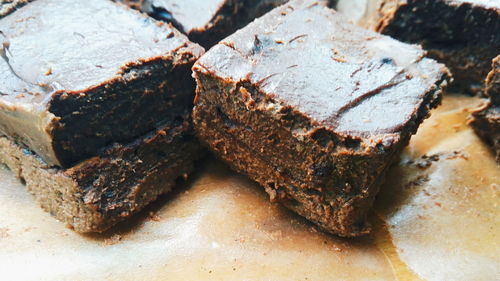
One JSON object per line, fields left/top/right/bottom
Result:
{"left": 374, "top": 0, "right": 500, "bottom": 94}
{"left": 0, "top": 0, "right": 204, "bottom": 232}
{"left": 192, "top": 0, "right": 449, "bottom": 237}
{"left": 0, "top": 0, "right": 203, "bottom": 168}
{"left": 471, "top": 55, "right": 500, "bottom": 162}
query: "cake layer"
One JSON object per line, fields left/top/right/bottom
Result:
{"left": 0, "top": 117, "right": 202, "bottom": 233}
{"left": 192, "top": 0, "right": 448, "bottom": 236}
{"left": 0, "top": 0, "right": 204, "bottom": 167}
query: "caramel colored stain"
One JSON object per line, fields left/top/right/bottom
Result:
{"left": 371, "top": 215, "right": 423, "bottom": 281}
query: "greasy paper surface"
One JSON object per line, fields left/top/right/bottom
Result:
{"left": 0, "top": 95, "right": 499, "bottom": 280}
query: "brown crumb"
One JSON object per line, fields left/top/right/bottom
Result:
{"left": 149, "top": 212, "right": 161, "bottom": 222}
{"left": 332, "top": 57, "right": 347, "bottom": 63}
{"left": 103, "top": 234, "right": 122, "bottom": 245}
{"left": 45, "top": 68, "right": 52, "bottom": 76}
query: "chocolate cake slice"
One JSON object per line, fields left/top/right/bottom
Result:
{"left": 372, "top": 0, "right": 500, "bottom": 94}
{"left": 0, "top": 0, "right": 203, "bottom": 168}
{"left": 471, "top": 55, "right": 500, "bottom": 162}
{"left": 192, "top": 0, "right": 449, "bottom": 237}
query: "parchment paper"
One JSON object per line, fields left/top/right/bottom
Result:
{"left": 0, "top": 95, "right": 498, "bottom": 280}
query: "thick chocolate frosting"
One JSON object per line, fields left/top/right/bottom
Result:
{"left": 195, "top": 0, "right": 448, "bottom": 140}
{"left": 0, "top": 0, "right": 203, "bottom": 167}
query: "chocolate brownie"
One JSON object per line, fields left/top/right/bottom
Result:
{"left": 373, "top": 0, "right": 500, "bottom": 94}
{"left": 471, "top": 55, "right": 500, "bottom": 162}
{"left": 192, "top": 0, "right": 449, "bottom": 237}
{"left": 0, "top": 114, "right": 202, "bottom": 233}
{"left": 0, "top": 0, "right": 204, "bottom": 167}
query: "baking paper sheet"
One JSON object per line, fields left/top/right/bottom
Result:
{"left": 0, "top": 95, "right": 498, "bottom": 280}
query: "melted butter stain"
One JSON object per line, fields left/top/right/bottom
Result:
{"left": 371, "top": 214, "right": 424, "bottom": 281}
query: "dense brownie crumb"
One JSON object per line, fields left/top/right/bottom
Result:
{"left": 192, "top": 0, "right": 449, "bottom": 237}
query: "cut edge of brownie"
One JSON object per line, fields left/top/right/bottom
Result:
{"left": 0, "top": 115, "right": 203, "bottom": 233}
{"left": 45, "top": 46, "right": 202, "bottom": 168}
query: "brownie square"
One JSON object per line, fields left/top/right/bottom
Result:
{"left": 0, "top": 0, "right": 204, "bottom": 167}
{"left": 471, "top": 55, "right": 500, "bottom": 162}
{"left": 192, "top": 0, "right": 448, "bottom": 236}
{"left": 373, "top": 0, "right": 500, "bottom": 94}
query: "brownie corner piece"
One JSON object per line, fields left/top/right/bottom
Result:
{"left": 0, "top": 0, "right": 204, "bottom": 168}
{"left": 192, "top": 0, "right": 448, "bottom": 237}
{"left": 470, "top": 55, "right": 500, "bottom": 162}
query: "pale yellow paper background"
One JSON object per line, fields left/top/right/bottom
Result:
{"left": 0, "top": 95, "right": 498, "bottom": 280}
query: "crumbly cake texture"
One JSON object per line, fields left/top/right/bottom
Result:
{"left": 471, "top": 55, "right": 500, "bottom": 162}
{"left": 0, "top": 117, "right": 202, "bottom": 233}
{"left": 192, "top": 0, "right": 449, "bottom": 237}
{"left": 0, "top": 0, "right": 204, "bottom": 168}
{"left": 375, "top": 0, "right": 500, "bottom": 94}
